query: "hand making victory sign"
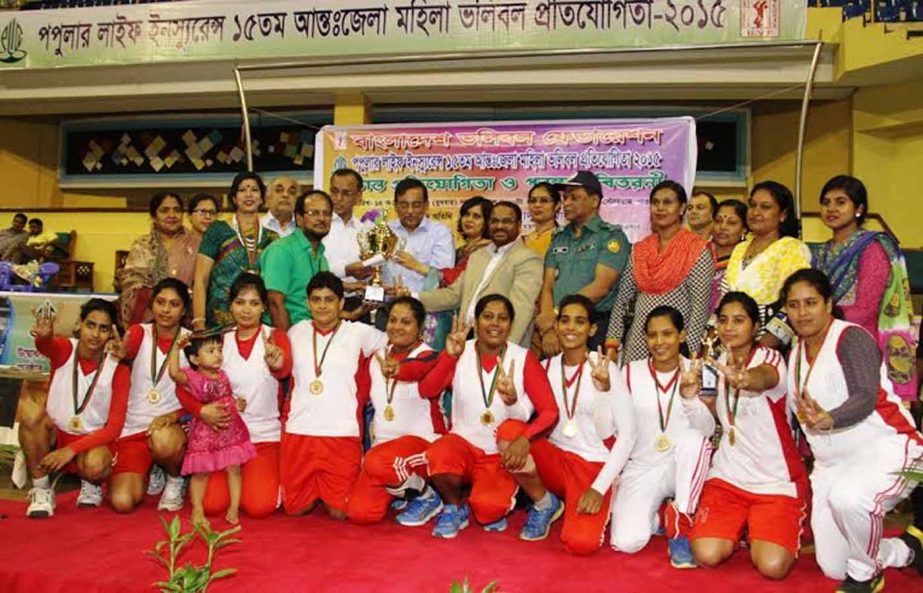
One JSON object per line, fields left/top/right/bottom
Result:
{"left": 587, "top": 345, "right": 611, "bottom": 392}
{"left": 679, "top": 353, "right": 703, "bottom": 400}
{"left": 496, "top": 360, "right": 518, "bottom": 406}
{"left": 444, "top": 314, "right": 473, "bottom": 358}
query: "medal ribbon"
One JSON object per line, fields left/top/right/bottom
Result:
{"left": 151, "top": 327, "right": 182, "bottom": 388}
{"left": 793, "top": 322, "right": 832, "bottom": 402}
{"left": 724, "top": 347, "right": 758, "bottom": 431}
{"left": 560, "top": 357, "right": 585, "bottom": 422}
{"left": 475, "top": 343, "right": 506, "bottom": 411}
{"left": 72, "top": 349, "right": 104, "bottom": 416}
{"left": 649, "top": 359, "right": 680, "bottom": 434}
{"left": 382, "top": 342, "right": 420, "bottom": 405}
{"left": 312, "top": 322, "right": 341, "bottom": 378}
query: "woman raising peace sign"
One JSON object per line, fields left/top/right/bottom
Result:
{"left": 510, "top": 294, "right": 637, "bottom": 554}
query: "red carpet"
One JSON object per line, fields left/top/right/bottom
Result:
{"left": 0, "top": 492, "right": 920, "bottom": 593}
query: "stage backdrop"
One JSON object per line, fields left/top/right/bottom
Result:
{"left": 313, "top": 117, "right": 697, "bottom": 242}
{"left": 0, "top": 0, "right": 807, "bottom": 70}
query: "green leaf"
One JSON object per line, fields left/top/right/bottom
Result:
{"left": 209, "top": 568, "right": 238, "bottom": 581}
{"left": 481, "top": 581, "right": 499, "bottom": 593}
{"left": 168, "top": 515, "right": 181, "bottom": 539}
{"left": 450, "top": 583, "right": 464, "bottom": 593}
{"left": 214, "top": 538, "right": 242, "bottom": 550}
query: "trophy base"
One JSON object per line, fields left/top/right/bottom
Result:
{"left": 364, "top": 285, "right": 386, "bottom": 304}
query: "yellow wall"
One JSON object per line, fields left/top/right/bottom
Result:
{"left": 0, "top": 117, "right": 60, "bottom": 208}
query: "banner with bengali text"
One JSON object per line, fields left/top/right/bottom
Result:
{"left": 313, "top": 117, "right": 697, "bottom": 242}
{"left": 0, "top": 0, "right": 806, "bottom": 70}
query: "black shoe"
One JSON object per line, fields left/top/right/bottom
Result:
{"left": 835, "top": 573, "right": 884, "bottom": 593}
{"left": 901, "top": 525, "right": 923, "bottom": 575}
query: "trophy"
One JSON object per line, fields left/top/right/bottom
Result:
{"left": 699, "top": 327, "right": 719, "bottom": 396}
{"left": 357, "top": 209, "right": 404, "bottom": 303}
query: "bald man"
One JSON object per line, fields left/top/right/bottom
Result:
{"left": 261, "top": 176, "right": 299, "bottom": 237}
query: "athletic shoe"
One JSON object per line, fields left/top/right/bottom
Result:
{"left": 520, "top": 493, "right": 564, "bottom": 541}
{"left": 900, "top": 525, "right": 923, "bottom": 575}
{"left": 157, "top": 476, "right": 185, "bottom": 512}
{"left": 432, "top": 504, "right": 470, "bottom": 539}
{"left": 146, "top": 465, "right": 166, "bottom": 496}
{"left": 396, "top": 490, "right": 443, "bottom": 527}
{"left": 482, "top": 516, "right": 508, "bottom": 532}
{"left": 26, "top": 486, "right": 55, "bottom": 518}
{"left": 390, "top": 498, "right": 408, "bottom": 511}
{"left": 668, "top": 535, "right": 697, "bottom": 569}
{"left": 835, "top": 573, "right": 884, "bottom": 593}
{"left": 76, "top": 480, "right": 103, "bottom": 508}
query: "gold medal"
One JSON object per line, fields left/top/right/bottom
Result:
{"left": 147, "top": 388, "right": 161, "bottom": 404}
{"left": 728, "top": 427, "right": 736, "bottom": 446}
{"left": 384, "top": 404, "right": 395, "bottom": 422}
{"left": 655, "top": 433, "right": 671, "bottom": 452}
{"left": 481, "top": 410, "right": 495, "bottom": 426}
{"left": 562, "top": 421, "right": 578, "bottom": 439}
{"left": 68, "top": 415, "right": 83, "bottom": 432}
{"left": 309, "top": 379, "right": 324, "bottom": 395}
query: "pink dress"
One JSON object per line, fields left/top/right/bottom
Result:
{"left": 180, "top": 368, "right": 256, "bottom": 475}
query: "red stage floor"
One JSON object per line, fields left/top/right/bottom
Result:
{"left": 0, "top": 491, "right": 920, "bottom": 593}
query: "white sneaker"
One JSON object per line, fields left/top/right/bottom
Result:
{"left": 76, "top": 480, "right": 103, "bottom": 508}
{"left": 157, "top": 476, "right": 185, "bottom": 512}
{"left": 146, "top": 465, "right": 166, "bottom": 496}
{"left": 26, "top": 486, "right": 55, "bottom": 518}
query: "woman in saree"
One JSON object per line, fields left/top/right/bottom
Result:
{"left": 811, "top": 174, "right": 917, "bottom": 399}
{"left": 193, "top": 172, "right": 277, "bottom": 330}
{"left": 116, "top": 192, "right": 200, "bottom": 326}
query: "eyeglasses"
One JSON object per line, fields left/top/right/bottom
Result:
{"left": 304, "top": 209, "right": 333, "bottom": 218}
{"left": 193, "top": 209, "right": 217, "bottom": 217}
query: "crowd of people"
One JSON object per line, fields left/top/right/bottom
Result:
{"left": 15, "top": 167, "right": 923, "bottom": 593}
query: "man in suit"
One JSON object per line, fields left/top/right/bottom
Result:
{"left": 409, "top": 201, "right": 542, "bottom": 347}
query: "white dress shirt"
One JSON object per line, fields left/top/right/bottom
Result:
{"left": 261, "top": 212, "right": 296, "bottom": 237}
{"left": 322, "top": 212, "right": 371, "bottom": 284}
{"left": 382, "top": 216, "right": 455, "bottom": 293}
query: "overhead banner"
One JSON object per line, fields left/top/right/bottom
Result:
{"left": 313, "top": 117, "right": 697, "bottom": 242}
{"left": 0, "top": 0, "right": 807, "bottom": 70}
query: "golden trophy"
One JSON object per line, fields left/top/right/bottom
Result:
{"left": 357, "top": 209, "right": 403, "bottom": 303}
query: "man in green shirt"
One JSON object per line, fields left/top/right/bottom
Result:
{"left": 536, "top": 171, "right": 631, "bottom": 356}
{"left": 261, "top": 191, "right": 332, "bottom": 330}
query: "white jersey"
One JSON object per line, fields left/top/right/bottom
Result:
{"left": 222, "top": 325, "right": 281, "bottom": 443}
{"left": 286, "top": 320, "right": 387, "bottom": 437}
{"left": 544, "top": 352, "right": 636, "bottom": 495}
{"left": 787, "top": 319, "right": 923, "bottom": 467}
{"left": 451, "top": 340, "right": 532, "bottom": 454}
{"left": 706, "top": 345, "right": 803, "bottom": 497}
{"left": 121, "top": 324, "right": 190, "bottom": 438}
{"left": 623, "top": 357, "right": 715, "bottom": 466}
{"left": 369, "top": 343, "right": 442, "bottom": 445}
{"left": 46, "top": 338, "right": 119, "bottom": 435}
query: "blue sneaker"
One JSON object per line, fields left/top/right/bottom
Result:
{"left": 482, "top": 516, "right": 508, "bottom": 532}
{"left": 668, "top": 535, "right": 697, "bottom": 569}
{"left": 432, "top": 504, "right": 470, "bottom": 539}
{"left": 396, "top": 490, "right": 443, "bottom": 527}
{"left": 520, "top": 493, "right": 564, "bottom": 541}
{"left": 390, "top": 498, "right": 408, "bottom": 511}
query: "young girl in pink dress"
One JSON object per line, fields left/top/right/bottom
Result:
{"left": 168, "top": 333, "right": 256, "bottom": 526}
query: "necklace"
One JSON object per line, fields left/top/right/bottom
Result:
{"left": 475, "top": 343, "right": 506, "bottom": 426}
{"left": 560, "top": 356, "right": 585, "bottom": 438}
{"left": 148, "top": 327, "right": 181, "bottom": 405}
{"left": 310, "top": 322, "right": 341, "bottom": 395}
{"left": 649, "top": 359, "right": 680, "bottom": 452}
{"left": 69, "top": 348, "right": 104, "bottom": 432}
